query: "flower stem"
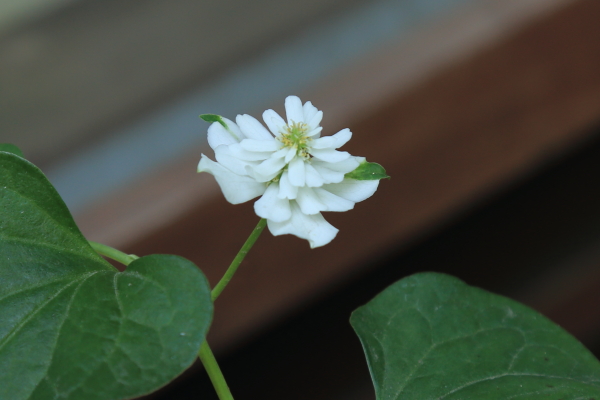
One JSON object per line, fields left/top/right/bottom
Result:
{"left": 211, "top": 218, "right": 267, "bottom": 301}
{"left": 88, "top": 241, "right": 139, "bottom": 266}
{"left": 198, "top": 341, "right": 234, "bottom": 400}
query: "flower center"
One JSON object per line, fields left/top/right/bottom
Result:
{"left": 278, "top": 122, "right": 311, "bottom": 159}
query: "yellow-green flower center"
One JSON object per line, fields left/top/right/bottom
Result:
{"left": 279, "top": 122, "right": 311, "bottom": 159}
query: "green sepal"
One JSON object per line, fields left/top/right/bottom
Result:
{"left": 345, "top": 161, "right": 389, "bottom": 180}
{"left": 0, "top": 143, "right": 25, "bottom": 158}
{"left": 200, "top": 114, "right": 228, "bottom": 129}
{"left": 351, "top": 272, "right": 600, "bottom": 400}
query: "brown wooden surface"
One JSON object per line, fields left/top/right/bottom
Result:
{"left": 127, "top": 0, "right": 600, "bottom": 353}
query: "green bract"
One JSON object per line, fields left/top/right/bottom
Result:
{"left": 0, "top": 152, "right": 213, "bottom": 400}
{"left": 351, "top": 273, "right": 600, "bottom": 400}
{"left": 200, "top": 113, "right": 227, "bottom": 128}
{"left": 345, "top": 161, "right": 389, "bottom": 180}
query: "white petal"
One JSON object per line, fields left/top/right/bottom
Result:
{"left": 271, "top": 147, "right": 290, "bottom": 159}
{"left": 236, "top": 114, "right": 274, "bottom": 140}
{"left": 198, "top": 155, "right": 266, "bottom": 204}
{"left": 296, "top": 187, "right": 326, "bottom": 215}
{"left": 304, "top": 164, "right": 324, "bottom": 187}
{"left": 306, "top": 126, "right": 322, "bottom": 137}
{"left": 240, "top": 138, "right": 281, "bottom": 152}
{"left": 311, "top": 136, "right": 335, "bottom": 149}
{"left": 288, "top": 157, "right": 306, "bottom": 186}
{"left": 207, "top": 118, "right": 243, "bottom": 149}
{"left": 303, "top": 101, "right": 319, "bottom": 123}
{"left": 284, "top": 147, "right": 296, "bottom": 163}
{"left": 254, "top": 184, "right": 292, "bottom": 222}
{"left": 310, "top": 148, "right": 350, "bottom": 163}
{"left": 330, "top": 128, "right": 352, "bottom": 148}
{"left": 278, "top": 170, "right": 298, "bottom": 199}
{"left": 267, "top": 203, "right": 338, "bottom": 248}
{"left": 322, "top": 178, "right": 380, "bottom": 203}
{"left": 311, "top": 164, "right": 345, "bottom": 184}
{"left": 307, "top": 111, "right": 323, "bottom": 130}
{"left": 263, "top": 109, "right": 286, "bottom": 136}
{"left": 313, "top": 188, "right": 355, "bottom": 212}
{"left": 254, "top": 157, "right": 287, "bottom": 181}
{"left": 315, "top": 157, "right": 360, "bottom": 174}
{"left": 285, "top": 96, "right": 305, "bottom": 124}
{"left": 228, "top": 143, "right": 272, "bottom": 161}
{"left": 214, "top": 145, "right": 258, "bottom": 176}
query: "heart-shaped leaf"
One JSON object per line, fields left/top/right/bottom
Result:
{"left": 351, "top": 273, "right": 600, "bottom": 399}
{"left": 0, "top": 143, "right": 25, "bottom": 158}
{"left": 0, "top": 152, "right": 213, "bottom": 400}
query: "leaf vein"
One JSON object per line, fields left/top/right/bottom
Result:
{"left": 437, "top": 373, "right": 600, "bottom": 399}
{"left": 0, "top": 235, "right": 110, "bottom": 269}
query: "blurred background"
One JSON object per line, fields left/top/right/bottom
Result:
{"left": 3, "top": 0, "right": 600, "bottom": 398}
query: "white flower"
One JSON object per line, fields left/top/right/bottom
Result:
{"left": 198, "top": 96, "right": 380, "bottom": 248}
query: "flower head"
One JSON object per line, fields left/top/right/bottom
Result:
{"left": 198, "top": 96, "right": 386, "bottom": 248}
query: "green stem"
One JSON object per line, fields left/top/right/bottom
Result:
{"left": 211, "top": 218, "right": 267, "bottom": 301}
{"left": 88, "top": 241, "right": 139, "bottom": 266}
{"left": 198, "top": 341, "right": 234, "bottom": 400}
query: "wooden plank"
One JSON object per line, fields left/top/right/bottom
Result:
{"left": 126, "top": 0, "right": 600, "bottom": 352}
{"left": 0, "top": 0, "right": 361, "bottom": 165}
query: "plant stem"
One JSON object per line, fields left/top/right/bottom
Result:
{"left": 211, "top": 218, "right": 267, "bottom": 301}
{"left": 198, "top": 341, "right": 234, "bottom": 400}
{"left": 198, "top": 219, "right": 266, "bottom": 398}
{"left": 88, "top": 241, "right": 139, "bottom": 266}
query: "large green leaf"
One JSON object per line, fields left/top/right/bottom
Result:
{"left": 351, "top": 273, "right": 600, "bottom": 400}
{"left": 0, "top": 143, "right": 25, "bottom": 158}
{"left": 0, "top": 152, "right": 213, "bottom": 399}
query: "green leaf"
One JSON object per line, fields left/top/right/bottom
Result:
{"left": 0, "top": 143, "right": 25, "bottom": 158}
{"left": 345, "top": 161, "right": 389, "bottom": 180}
{"left": 351, "top": 273, "right": 600, "bottom": 400}
{"left": 0, "top": 152, "right": 213, "bottom": 400}
{"left": 200, "top": 114, "right": 227, "bottom": 128}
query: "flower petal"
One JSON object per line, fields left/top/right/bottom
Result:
{"left": 306, "top": 126, "right": 323, "bottom": 137}
{"left": 254, "top": 157, "right": 287, "bottom": 181}
{"left": 316, "top": 157, "right": 360, "bottom": 173}
{"left": 313, "top": 188, "right": 355, "bottom": 212}
{"left": 304, "top": 164, "right": 324, "bottom": 187}
{"left": 254, "top": 183, "right": 292, "bottom": 222}
{"left": 311, "top": 136, "right": 335, "bottom": 149}
{"left": 288, "top": 156, "right": 306, "bottom": 186}
{"left": 311, "top": 163, "right": 345, "bottom": 184}
{"left": 310, "top": 148, "right": 351, "bottom": 163}
{"left": 267, "top": 203, "right": 338, "bottom": 248}
{"left": 278, "top": 170, "right": 298, "bottom": 199}
{"left": 284, "top": 147, "right": 296, "bottom": 163}
{"left": 240, "top": 138, "right": 281, "bottom": 152}
{"left": 228, "top": 143, "right": 272, "bottom": 161}
{"left": 303, "top": 101, "right": 319, "bottom": 123}
{"left": 330, "top": 128, "right": 352, "bottom": 148}
{"left": 263, "top": 109, "right": 287, "bottom": 136}
{"left": 198, "top": 155, "right": 266, "bottom": 204}
{"left": 296, "top": 187, "right": 326, "bottom": 215}
{"left": 322, "top": 178, "right": 380, "bottom": 203}
{"left": 285, "top": 96, "right": 305, "bottom": 124}
{"left": 207, "top": 117, "right": 243, "bottom": 149}
{"left": 271, "top": 147, "right": 290, "bottom": 159}
{"left": 236, "top": 114, "right": 274, "bottom": 140}
{"left": 214, "top": 145, "right": 258, "bottom": 176}
{"left": 304, "top": 111, "right": 323, "bottom": 129}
